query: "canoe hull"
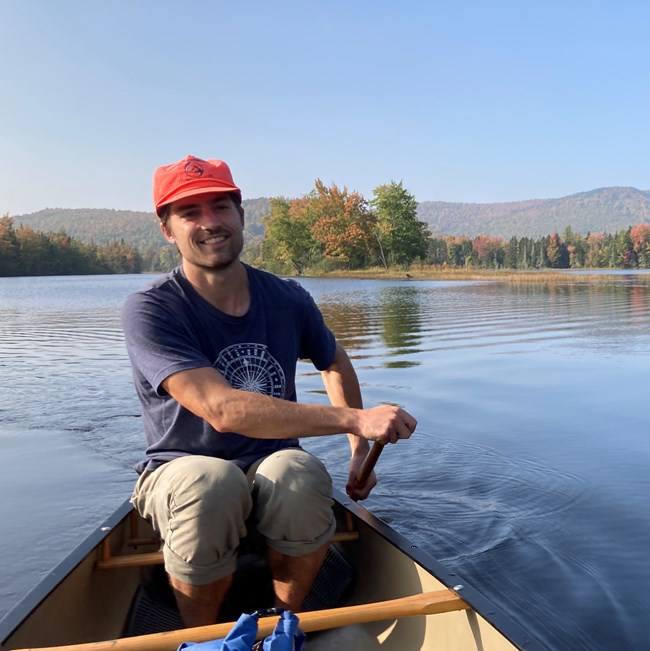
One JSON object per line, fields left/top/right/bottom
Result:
{"left": 0, "top": 491, "right": 540, "bottom": 651}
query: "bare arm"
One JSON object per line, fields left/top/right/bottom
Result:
{"left": 320, "top": 343, "right": 366, "bottom": 452}
{"left": 320, "top": 343, "right": 375, "bottom": 500}
{"left": 162, "top": 364, "right": 416, "bottom": 445}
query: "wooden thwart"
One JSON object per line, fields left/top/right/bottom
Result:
{"left": 97, "top": 530, "right": 359, "bottom": 570}
{"left": 14, "top": 589, "right": 469, "bottom": 651}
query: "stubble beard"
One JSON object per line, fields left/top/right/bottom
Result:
{"left": 190, "top": 232, "right": 245, "bottom": 272}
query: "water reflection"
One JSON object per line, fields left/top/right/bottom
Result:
{"left": 309, "top": 278, "right": 650, "bottom": 368}
{"left": 318, "top": 284, "right": 425, "bottom": 368}
{"left": 377, "top": 287, "right": 423, "bottom": 365}
{"left": 318, "top": 298, "right": 377, "bottom": 353}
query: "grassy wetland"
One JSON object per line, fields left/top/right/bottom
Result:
{"left": 319, "top": 265, "right": 650, "bottom": 283}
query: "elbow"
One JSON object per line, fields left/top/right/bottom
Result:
{"left": 206, "top": 400, "right": 240, "bottom": 434}
{"left": 322, "top": 343, "right": 350, "bottom": 375}
{"left": 195, "top": 390, "right": 240, "bottom": 434}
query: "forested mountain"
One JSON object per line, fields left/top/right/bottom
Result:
{"left": 11, "top": 198, "right": 271, "bottom": 250}
{"left": 10, "top": 187, "right": 650, "bottom": 246}
{"left": 417, "top": 187, "right": 650, "bottom": 237}
{"left": 6, "top": 185, "right": 650, "bottom": 275}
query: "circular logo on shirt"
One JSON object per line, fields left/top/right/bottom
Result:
{"left": 215, "top": 343, "right": 286, "bottom": 398}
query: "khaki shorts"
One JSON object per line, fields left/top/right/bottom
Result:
{"left": 130, "top": 448, "right": 335, "bottom": 585}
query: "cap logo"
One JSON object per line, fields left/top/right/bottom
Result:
{"left": 184, "top": 161, "right": 204, "bottom": 178}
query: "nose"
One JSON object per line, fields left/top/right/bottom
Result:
{"left": 197, "top": 204, "right": 222, "bottom": 229}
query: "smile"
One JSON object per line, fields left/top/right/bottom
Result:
{"left": 202, "top": 234, "right": 227, "bottom": 244}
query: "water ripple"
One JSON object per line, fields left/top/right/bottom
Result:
{"left": 368, "top": 436, "right": 589, "bottom": 562}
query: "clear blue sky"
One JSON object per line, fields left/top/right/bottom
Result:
{"left": 1, "top": 0, "right": 649, "bottom": 215}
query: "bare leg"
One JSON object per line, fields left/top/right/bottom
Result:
{"left": 169, "top": 574, "right": 233, "bottom": 628}
{"left": 266, "top": 544, "right": 328, "bottom": 611}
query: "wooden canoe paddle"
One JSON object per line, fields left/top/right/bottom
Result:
{"left": 355, "top": 441, "right": 385, "bottom": 487}
{"left": 15, "top": 589, "right": 468, "bottom": 651}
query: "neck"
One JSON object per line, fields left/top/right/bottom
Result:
{"left": 182, "top": 259, "right": 250, "bottom": 316}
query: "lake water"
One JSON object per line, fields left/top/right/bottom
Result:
{"left": 1, "top": 272, "right": 649, "bottom": 650}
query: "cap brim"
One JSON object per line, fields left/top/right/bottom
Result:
{"left": 156, "top": 185, "right": 241, "bottom": 215}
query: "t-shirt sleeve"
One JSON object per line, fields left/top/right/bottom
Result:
{"left": 294, "top": 284, "right": 337, "bottom": 371}
{"left": 121, "top": 291, "right": 212, "bottom": 395}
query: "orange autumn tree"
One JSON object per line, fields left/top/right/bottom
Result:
{"left": 473, "top": 234, "right": 504, "bottom": 268}
{"left": 308, "top": 180, "right": 378, "bottom": 268}
{"left": 630, "top": 223, "right": 650, "bottom": 268}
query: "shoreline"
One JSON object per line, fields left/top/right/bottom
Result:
{"left": 301, "top": 266, "right": 650, "bottom": 283}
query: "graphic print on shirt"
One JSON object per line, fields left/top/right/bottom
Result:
{"left": 215, "top": 343, "right": 286, "bottom": 398}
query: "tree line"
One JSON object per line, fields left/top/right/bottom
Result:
{"left": 247, "top": 181, "right": 650, "bottom": 273}
{"left": 426, "top": 224, "right": 650, "bottom": 270}
{"left": 0, "top": 215, "right": 147, "bottom": 276}
{"left": 3, "top": 179, "right": 650, "bottom": 277}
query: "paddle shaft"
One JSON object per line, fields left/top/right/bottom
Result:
{"left": 15, "top": 590, "right": 468, "bottom": 651}
{"left": 355, "top": 441, "right": 384, "bottom": 486}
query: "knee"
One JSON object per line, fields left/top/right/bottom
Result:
{"left": 168, "top": 456, "right": 251, "bottom": 518}
{"left": 254, "top": 450, "right": 335, "bottom": 551}
{"left": 255, "top": 449, "right": 332, "bottom": 513}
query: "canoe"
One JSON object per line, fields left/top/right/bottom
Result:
{"left": 0, "top": 488, "right": 542, "bottom": 651}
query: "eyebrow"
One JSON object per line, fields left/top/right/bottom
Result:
{"left": 175, "top": 197, "right": 230, "bottom": 213}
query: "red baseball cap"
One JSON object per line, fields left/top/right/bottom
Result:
{"left": 153, "top": 155, "right": 241, "bottom": 216}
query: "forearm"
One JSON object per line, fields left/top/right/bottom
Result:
{"left": 219, "top": 391, "right": 413, "bottom": 446}
{"left": 164, "top": 366, "right": 361, "bottom": 440}
{"left": 213, "top": 388, "right": 362, "bottom": 439}
{"left": 320, "top": 343, "right": 369, "bottom": 457}
{"left": 163, "top": 364, "right": 416, "bottom": 446}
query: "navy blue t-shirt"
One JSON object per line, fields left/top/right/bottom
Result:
{"left": 121, "top": 265, "right": 337, "bottom": 473}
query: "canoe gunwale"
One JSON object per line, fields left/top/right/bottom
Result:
{"left": 0, "top": 500, "right": 134, "bottom": 645}
{"left": 332, "top": 489, "right": 545, "bottom": 651}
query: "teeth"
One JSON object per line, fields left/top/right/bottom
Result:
{"left": 204, "top": 235, "right": 226, "bottom": 244}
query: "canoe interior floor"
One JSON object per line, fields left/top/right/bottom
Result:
{"left": 124, "top": 545, "right": 355, "bottom": 637}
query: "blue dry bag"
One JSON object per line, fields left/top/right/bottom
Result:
{"left": 177, "top": 609, "right": 306, "bottom": 651}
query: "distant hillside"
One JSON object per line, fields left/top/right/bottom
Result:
{"left": 10, "top": 187, "right": 650, "bottom": 245}
{"left": 417, "top": 187, "right": 650, "bottom": 238}
{"left": 11, "top": 198, "right": 270, "bottom": 250}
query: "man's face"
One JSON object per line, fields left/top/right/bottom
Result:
{"left": 162, "top": 192, "right": 245, "bottom": 272}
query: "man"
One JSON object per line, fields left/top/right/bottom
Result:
{"left": 121, "top": 155, "right": 417, "bottom": 627}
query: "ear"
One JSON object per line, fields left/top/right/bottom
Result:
{"left": 160, "top": 221, "right": 175, "bottom": 243}
{"left": 239, "top": 206, "right": 245, "bottom": 229}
